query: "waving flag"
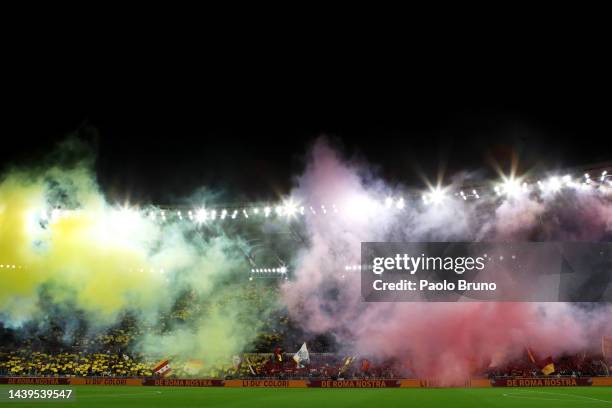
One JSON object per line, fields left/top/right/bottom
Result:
{"left": 273, "top": 346, "right": 283, "bottom": 363}
{"left": 540, "top": 356, "right": 555, "bottom": 376}
{"left": 526, "top": 347, "right": 536, "bottom": 365}
{"left": 293, "top": 342, "right": 310, "bottom": 368}
{"left": 338, "top": 356, "right": 355, "bottom": 376}
{"left": 153, "top": 359, "right": 172, "bottom": 377}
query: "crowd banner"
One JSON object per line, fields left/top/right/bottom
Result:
{"left": 491, "top": 378, "right": 593, "bottom": 387}
{"left": 70, "top": 377, "right": 142, "bottom": 385}
{"left": 1, "top": 376, "right": 611, "bottom": 387}
{"left": 399, "top": 379, "right": 421, "bottom": 388}
{"left": 592, "top": 377, "right": 612, "bottom": 386}
{"left": 0, "top": 377, "right": 70, "bottom": 385}
{"left": 142, "top": 378, "right": 224, "bottom": 387}
{"left": 468, "top": 379, "right": 492, "bottom": 388}
{"left": 307, "top": 379, "right": 401, "bottom": 388}
{"left": 224, "top": 379, "right": 307, "bottom": 388}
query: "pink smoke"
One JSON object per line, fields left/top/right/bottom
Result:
{"left": 282, "top": 138, "right": 612, "bottom": 385}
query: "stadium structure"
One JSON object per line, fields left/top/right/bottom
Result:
{"left": 1, "top": 157, "right": 612, "bottom": 407}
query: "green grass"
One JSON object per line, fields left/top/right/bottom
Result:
{"left": 1, "top": 385, "right": 611, "bottom": 407}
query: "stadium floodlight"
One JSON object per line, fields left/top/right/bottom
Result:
{"left": 385, "top": 197, "right": 393, "bottom": 208}
{"left": 299, "top": 206, "right": 305, "bottom": 215}
{"left": 282, "top": 199, "right": 298, "bottom": 217}
{"left": 500, "top": 178, "right": 522, "bottom": 197}
{"left": 195, "top": 209, "right": 207, "bottom": 223}
{"left": 275, "top": 206, "right": 283, "bottom": 216}
{"left": 396, "top": 198, "right": 405, "bottom": 209}
{"left": 264, "top": 206, "right": 271, "bottom": 217}
{"left": 279, "top": 266, "right": 287, "bottom": 273}
{"left": 220, "top": 209, "right": 227, "bottom": 219}
{"left": 423, "top": 187, "right": 445, "bottom": 205}
{"left": 242, "top": 209, "right": 249, "bottom": 218}
{"left": 210, "top": 210, "right": 217, "bottom": 220}
{"left": 332, "top": 204, "right": 339, "bottom": 213}
{"left": 321, "top": 205, "right": 327, "bottom": 214}
{"left": 602, "top": 170, "right": 608, "bottom": 181}
{"left": 310, "top": 206, "right": 316, "bottom": 214}
{"left": 548, "top": 176, "right": 562, "bottom": 192}
{"left": 253, "top": 208, "right": 259, "bottom": 214}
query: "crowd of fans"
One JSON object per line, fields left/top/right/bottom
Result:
{"left": 0, "top": 350, "right": 152, "bottom": 377}
{"left": 3, "top": 347, "right": 609, "bottom": 379}
{"left": 486, "top": 355, "right": 610, "bottom": 378}
{"left": 1, "top": 284, "right": 610, "bottom": 380}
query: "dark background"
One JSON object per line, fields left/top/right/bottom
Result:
{"left": 2, "top": 53, "right": 609, "bottom": 204}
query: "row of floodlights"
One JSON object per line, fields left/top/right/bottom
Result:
{"left": 494, "top": 172, "right": 611, "bottom": 198}
{"left": 250, "top": 266, "right": 288, "bottom": 274}
{"left": 0, "top": 264, "right": 21, "bottom": 269}
{"left": 35, "top": 171, "right": 611, "bottom": 220}
{"left": 424, "top": 171, "right": 611, "bottom": 205}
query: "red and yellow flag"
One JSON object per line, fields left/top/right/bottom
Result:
{"left": 540, "top": 356, "right": 555, "bottom": 376}
{"left": 153, "top": 359, "right": 172, "bottom": 377}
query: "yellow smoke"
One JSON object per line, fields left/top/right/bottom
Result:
{"left": 0, "top": 166, "right": 164, "bottom": 324}
{"left": 0, "top": 139, "right": 277, "bottom": 367}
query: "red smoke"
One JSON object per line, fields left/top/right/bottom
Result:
{"left": 282, "top": 138, "right": 612, "bottom": 385}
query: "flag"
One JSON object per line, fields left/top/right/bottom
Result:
{"left": 153, "top": 359, "right": 172, "bottom": 377}
{"left": 273, "top": 346, "right": 283, "bottom": 363}
{"left": 526, "top": 347, "right": 536, "bottom": 365}
{"left": 603, "top": 336, "right": 612, "bottom": 359}
{"left": 293, "top": 343, "right": 310, "bottom": 368}
{"left": 361, "top": 359, "right": 370, "bottom": 372}
{"left": 540, "top": 356, "right": 555, "bottom": 376}
{"left": 245, "top": 356, "right": 256, "bottom": 375}
{"left": 338, "top": 356, "right": 355, "bottom": 376}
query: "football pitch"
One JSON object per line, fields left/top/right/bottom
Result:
{"left": 1, "top": 385, "right": 612, "bottom": 408}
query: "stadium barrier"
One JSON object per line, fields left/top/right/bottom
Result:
{"left": 491, "top": 378, "right": 592, "bottom": 387}
{"left": 1, "top": 376, "right": 612, "bottom": 387}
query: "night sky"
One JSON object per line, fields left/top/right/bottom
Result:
{"left": 3, "top": 68, "right": 609, "bottom": 205}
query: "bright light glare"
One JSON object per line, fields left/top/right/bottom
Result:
{"left": 282, "top": 199, "right": 298, "bottom": 217}
{"left": 548, "top": 177, "right": 562, "bottom": 192}
{"left": 501, "top": 178, "right": 522, "bottom": 197}
{"left": 424, "top": 188, "right": 445, "bottom": 205}
{"left": 195, "top": 209, "right": 207, "bottom": 223}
